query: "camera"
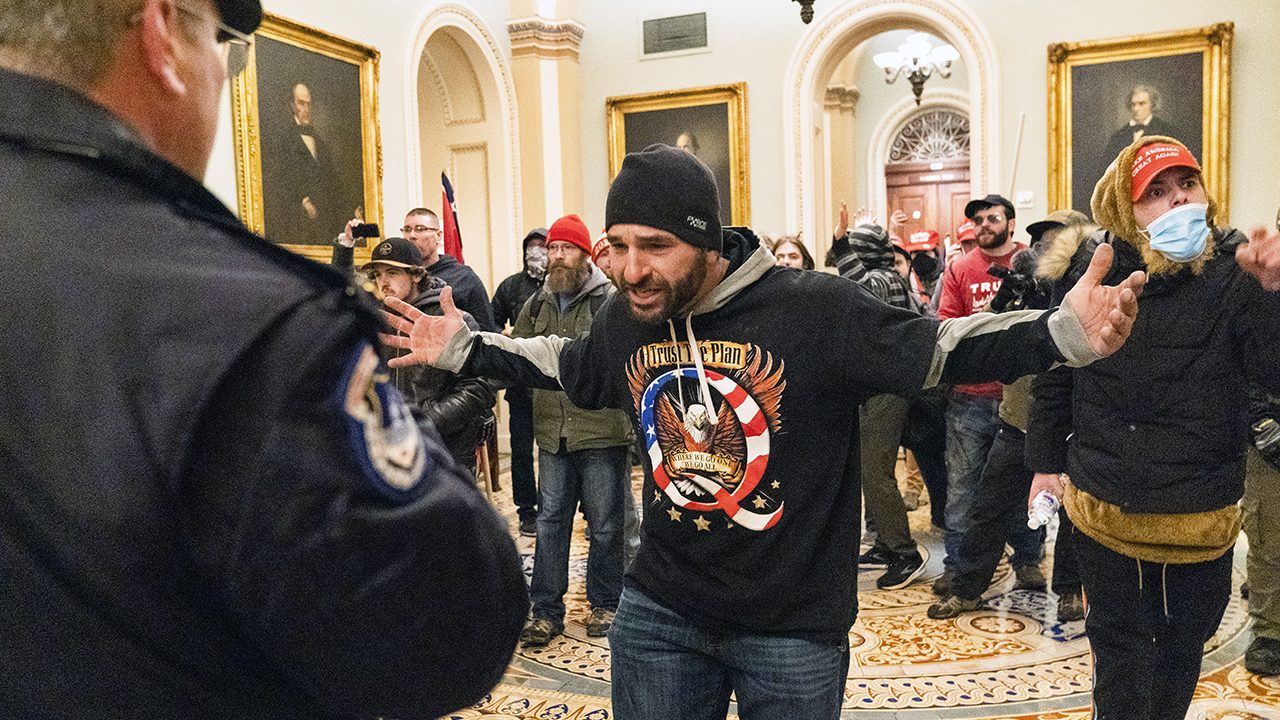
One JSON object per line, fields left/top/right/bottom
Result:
{"left": 351, "top": 222, "right": 380, "bottom": 239}
{"left": 987, "top": 249, "right": 1048, "bottom": 313}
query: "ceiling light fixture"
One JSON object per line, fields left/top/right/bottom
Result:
{"left": 873, "top": 32, "right": 960, "bottom": 105}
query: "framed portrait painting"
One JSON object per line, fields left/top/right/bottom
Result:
{"left": 1047, "top": 23, "right": 1231, "bottom": 217}
{"left": 606, "top": 83, "right": 750, "bottom": 226}
{"left": 230, "top": 13, "right": 382, "bottom": 263}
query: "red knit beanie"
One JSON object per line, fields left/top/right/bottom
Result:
{"left": 547, "top": 214, "right": 592, "bottom": 255}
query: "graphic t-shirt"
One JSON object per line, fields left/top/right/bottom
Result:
{"left": 938, "top": 244, "right": 1025, "bottom": 398}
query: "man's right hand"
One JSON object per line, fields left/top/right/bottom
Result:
{"left": 1028, "top": 472, "right": 1065, "bottom": 511}
{"left": 833, "top": 200, "right": 849, "bottom": 241}
{"left": 340, "top": 218, "right": 361, "bottom": 247}
{"left": 381, "top": 286, "right": 467, "bottom": 368}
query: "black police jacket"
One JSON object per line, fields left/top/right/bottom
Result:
{"left": 0, "top": 68, "right": 526, "bottom": 719}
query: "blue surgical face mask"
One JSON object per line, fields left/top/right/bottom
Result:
{"left": 1142, "top": 202, "right": 1209, "bottom": 262}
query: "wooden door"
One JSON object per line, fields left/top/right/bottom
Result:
{"left": 885, "top": 160, "right": 970, "bottom": 240}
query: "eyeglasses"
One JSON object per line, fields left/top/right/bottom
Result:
{"left": 130, "top": 3, "right": 253, "bottom": 77}
{"left": 974, "top": 214, "right": 1006, "bottom": 225}
{"left": 400, "top": 225, "right": 440, "bottom": 235}
{"left": 176, "top": 4, "right": 252, "bottom": 76}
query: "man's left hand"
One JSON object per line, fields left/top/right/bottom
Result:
{"left": 1239, "top": 227, "right": 1280, "bottom": 291}
{"left": 1063, "top": 242, "right": 1147, "bottom": 358}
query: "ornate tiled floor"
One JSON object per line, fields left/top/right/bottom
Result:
{"left": 448, "top": 462, "right": 1280, "bottom": 719}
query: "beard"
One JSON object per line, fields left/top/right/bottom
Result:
{"left": 977, "top": 226, "right": 1009, "bottom": 250}
{"left": 618, "top": 252, "right": 708, "bottom": 324}
{"left": 546, "top": 257, "right": 591, "bottom": 295}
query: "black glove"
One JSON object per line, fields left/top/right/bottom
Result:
{"left": 1254, "top": 417, "right": 1280, "bottom": 471}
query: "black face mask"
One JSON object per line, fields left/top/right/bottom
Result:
{"left": 911, "top": 251, "right": 940, "bottom": 281}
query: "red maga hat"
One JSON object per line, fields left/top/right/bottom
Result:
{"left": 1130, "top": 143, "right": 1201, "bottom": 201}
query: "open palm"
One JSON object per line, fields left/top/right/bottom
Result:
{"left": 380, "top": 287, "right": 468, "bottom": 368}
{"left": 1062, "top": 242, "right": 1146, "bottom": 358}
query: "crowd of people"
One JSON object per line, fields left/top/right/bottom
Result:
{"left": 4, "top": 1, "right": 1280, "bottom": 719}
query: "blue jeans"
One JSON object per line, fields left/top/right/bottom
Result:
{"left": 609, "top": 588, "right": 849, "bottom": 720}
{"left": 530, "top": 444, "right": 629, "bottom": 621}
{"left": 943, "top": 393, "right": 1000, "bottom": 568}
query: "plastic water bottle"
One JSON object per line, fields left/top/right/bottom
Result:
{"left": 1027, "top": 490, "right": 1060, "bottom": 530}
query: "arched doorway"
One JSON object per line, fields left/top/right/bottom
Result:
{"left": 784, "top": 0, "right": 1001, "bottom": 250}
{"left": 882, "top": 106, "right": 971, "bottom": 242}
{"left": 406, "top": 5, "right": 521, "bottom": 293}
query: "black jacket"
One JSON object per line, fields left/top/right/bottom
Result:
{"left": 444, "top": 228, "right": 1087, "bottom": 642}
{"left": 1027, "top": 229, "right": 1280, "bottom": 513}
{"left": 491, "top": 227, "right": 548, "bottom": 330}
{"left": 407, "top": 279, "right": 498, "bottom": 468}
{"left": 427, "top": 253, "right": 497, "bottom": 331}
{"left": 0, "top": 68, "right": 526, "bottom": 719}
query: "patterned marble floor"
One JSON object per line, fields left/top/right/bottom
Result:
{"left": 448, "top": 461, "right": 1280, "bottom": 720}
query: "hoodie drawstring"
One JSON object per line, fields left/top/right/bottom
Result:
{"left": 1135, "top": 558, "right": 1172, "bottom": 623}
{"left": 666, "top": 315, "right": 718, "bottom": 426}
{"left": 667, "top": 321, "right": 686, "bottom": 412}
{"left": 1161, "top": 564, "right": 1170, "bottom": 621}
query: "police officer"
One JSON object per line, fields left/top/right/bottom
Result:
{"left": 0, "top": 1, "right": 526, "bottom": 717}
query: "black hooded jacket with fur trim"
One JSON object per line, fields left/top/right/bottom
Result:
{"left": 1027, "top": 225, "right": 1280, "bottom": 513}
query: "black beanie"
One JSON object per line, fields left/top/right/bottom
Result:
{"left": 605, "top": 144, "right": 722, "bottom": 251}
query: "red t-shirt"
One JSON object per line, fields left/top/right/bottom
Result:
{"left": 937, "top": 244, "right": 1026, "bottom": 398}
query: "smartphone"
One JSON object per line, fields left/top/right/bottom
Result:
{"left": 352, "top": 222, "right": 380, "bottom": 239}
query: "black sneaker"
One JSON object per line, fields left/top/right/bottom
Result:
{"left": 519, "top": 617, "right": 564, "bottom": 647}
{"left": 858, "top": 544, "right": 894, "bottom": 568}
{"left": 1246, "top": 636, "right": 1280, "bottom": 677}
{"left": 586, "top": 607, "right": 615, "bottom": 637}
{"left": 933, "top": 568, "right": 956, "bottom": 596}
{"left": 927, "top": 595, "right": 980, "bottom": 619}
{"left": 876, "top": 547, "right": 928, "bottom": 590}
{"left": 1013, "top": 564, "right": 1047, "bottom": 592}
{"left": 1057, "top": 590, "right": 1085, "bottom": 622}
{"left": 519, "top": 517, "right": 538, "bottom": 538}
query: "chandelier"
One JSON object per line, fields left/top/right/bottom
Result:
{"left": 793, "top": 0, "right": 815, "bottom": 23}
{"left": 873, "top": 33, "right": 960, "bottom": 105}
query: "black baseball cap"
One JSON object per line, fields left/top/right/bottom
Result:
{"left": 964, "top": 194, "right": 1016, "bottom": 221}
{"left": 216, "top": 0, "right": 263, "bottom": 35}
{"left": 1026, "top": 209, "right": 1090, "bottom": 244}
{"left": 361, "top": 238, "right": 423, "bottom": 271}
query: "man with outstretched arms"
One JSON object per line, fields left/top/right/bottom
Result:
{"left": 384, "top": 144, "right": 1144, "bottom": 719}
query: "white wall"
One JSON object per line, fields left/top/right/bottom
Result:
{"left": 206, "top": 0, "right": 1280, "bottom": 248}
{"left": 850, "top": 29, "right": 970, "bottom": 206}
{"left": 206, "top": 0, "right": 514, "bottom": 227}
{"left": 575, "top": 0, "right": 806, "bottom": 231}
{"left": 574, "top": 0, "right": 1278, "bottom": 231}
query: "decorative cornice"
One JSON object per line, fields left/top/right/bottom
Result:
{"left": 824, "top": 84, "right": 860, "bottom": 112}
{"left": 507, "top": 16, "right": 586, "bottom": 60}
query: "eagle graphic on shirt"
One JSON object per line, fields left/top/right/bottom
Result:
{"left": 626, "top": 341, "right": 786, "bottom": 531}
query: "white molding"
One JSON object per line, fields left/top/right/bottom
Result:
{"left": 866, "top": 89, "right": 969, "bottom": 220}
{"left": 783, "top": 0, "right": 1001, "bottom": 247}
{"left": 405, "top": 4, "right": 521, "bottom": 263}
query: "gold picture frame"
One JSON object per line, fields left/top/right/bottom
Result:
{"left": 230, "top": 13, "right": 382, "bottom": 264}
{"left": 1047, "top": 23, "right": 1231, "bottom": 218}
{"left": 606, "top": 83, "right": 751, "bottom": 227}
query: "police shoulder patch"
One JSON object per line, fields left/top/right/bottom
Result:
{"left": 337, "top": 343, "right": 429, "bottom": 502}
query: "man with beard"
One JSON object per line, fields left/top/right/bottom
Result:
{"left": 491, "top": 227, "right": 549, "bottom": 536}
{"left": 933, "top": 194, "right": 1046, "bottom": 597}
{"left": 400, "top": 207, "right": 497, "bottom": 331}
{"left": 511, "top": 214, "right": 634, "bottom": 647}
{"left": 381, "top": 144, "right": 1146, "bottom": 719}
